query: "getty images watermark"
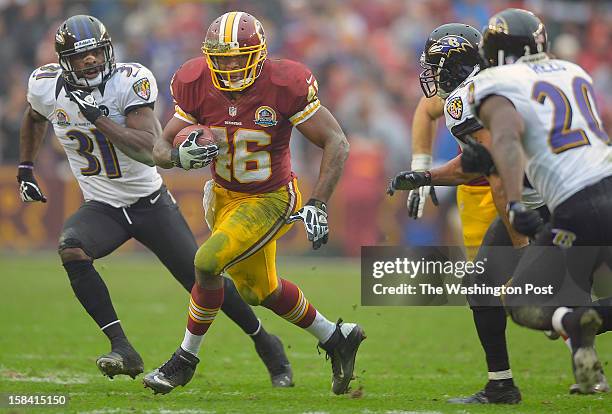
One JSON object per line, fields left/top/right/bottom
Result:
{"left": 361, "top": 246, "right": 612, "bottom": 306}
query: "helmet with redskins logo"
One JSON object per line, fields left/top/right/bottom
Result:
{"left": 55, "top": 15, "right": 115, "bottom": 88}
{"left": 202, "top": 11, "right": 267, "bottom": 92}
{"left": 419, "top": 23, "right": 483, "bottom": 98}
{"left": 481, "top": 8, "right": 548, "bottom": 67}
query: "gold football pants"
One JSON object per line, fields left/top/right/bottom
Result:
{"left": 456, "top": 184, "right": 497, "bottom": 260}
{"left": 195, "top": 178, "right": 301, "bottom": 304}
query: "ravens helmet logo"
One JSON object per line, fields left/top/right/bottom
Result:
{"left": 428, "top": 36, "right": 474, "bottom": 58}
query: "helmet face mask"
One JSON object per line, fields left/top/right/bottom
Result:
{"left": 202, "top": 12, "right": 267, "bottom": 92}
{"left": 419, "top": 24, "right": 483, "bottom": 99}
{"left": 56, "top": 15, "right": 115, "bottom": 88}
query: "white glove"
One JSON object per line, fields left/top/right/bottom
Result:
{"left": 407, "top": 154, "right": 437, "bottom": 219}
{"left": 172, "top": 129, "right": 219, "bottom": 170}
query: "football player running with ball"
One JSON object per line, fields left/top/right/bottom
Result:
{"left": 143, "top": 11, "right": 365, "bottom": 395}
{"left": 18, "top": 15, "right": 293, "bottom": 385}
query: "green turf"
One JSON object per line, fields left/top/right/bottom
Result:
{"left": 0, "top": 253, "right": 610, "bottom": 413}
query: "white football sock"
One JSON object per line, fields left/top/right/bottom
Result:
{"left": 552, "top": 307, "right": 571, "bottom": 337}
{"left": 181, "top": 328, "right": 204, "bottom": 356}
{"left": 305, "top": 311, "right": 336, "bottom": 343}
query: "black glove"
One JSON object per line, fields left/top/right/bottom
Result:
{"left": 387, "top": 171, "right": 431, "bottom": 196}
{"left": 65, "top": 86, "right": 103, "bottom": 123}
{"left": 286, "top": 198, "right": 328, "bottom": 250}
{"left": 507, "top": 201, "right": 543, "bottom": 238}
{"left": 461, "top": 138, "right": 496, "bottom": 175}
{"left": 17, "top": 162, "right": 47, "bottom": 203}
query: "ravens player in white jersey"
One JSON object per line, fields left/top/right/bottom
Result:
{"left": 470, "top": 8, "right": 612, "bottom": 394}
{"left": 389, "top": 23, "right": 539, "bottom": 404}
{"left": 17, "top": 15, "right": 293, "bottom": 387}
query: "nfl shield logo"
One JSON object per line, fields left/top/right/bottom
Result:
{"left": 229, "top": 106, "right": 237, "bottom": 117}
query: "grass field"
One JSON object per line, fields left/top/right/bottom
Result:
{"left": 1, "top": 253, "right": 610, "bottom": 413}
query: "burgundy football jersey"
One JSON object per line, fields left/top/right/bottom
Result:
{"left": 171, "top": 57, "right": 321, "bottom": 194}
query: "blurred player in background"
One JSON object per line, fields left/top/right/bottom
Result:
{"left": 470, "top": 8, "right": 612, "bottom": 394}
{"left": 18, "top": 14, "right": 293, "bottom": 385}
{"left": 144, "top": 11, "right": 364, "bottom": 395}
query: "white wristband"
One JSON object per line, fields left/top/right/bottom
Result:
{"left": 411, "top": 153, "right": 432, "bottom": 171}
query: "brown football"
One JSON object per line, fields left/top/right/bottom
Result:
{"left": 172, "top": 124, "right": 216, "bottom": 148}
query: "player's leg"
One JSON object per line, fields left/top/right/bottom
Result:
{"left": 220, "top": 180, "right": 364, "bottom": 394}
{"left": 456, "top": 184, "right": 497, "bottom": 260}
{"left": 144, "top": 179, "right": 363, "bottom": 394}
{"left": 58, "top": 201, "right": 142, "bottom": 378}
{"left": 505, "top": 225, "right": 603, "bottom": 393}
{"left": 229, "top": 241, "right": 366, "bottom": 395}
{"left": 131, "top": 186, "right": 292, "bottom": 386}
{"left": 143, "top": 181, "right": 293, "bottom": 394}
{"left": 449, "top": 217, "right": 522, "bottom": 404}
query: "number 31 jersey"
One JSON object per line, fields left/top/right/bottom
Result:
{"left": 470, "top": 56, "right": 612, "bottom": 211}
{"left": 27, "top": 63, "right": 162, "bottom": 207}
{"left": 171, "top": 57, "right": 321, "bottom": 194}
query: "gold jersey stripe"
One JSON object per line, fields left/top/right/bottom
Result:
{"left": 289, "top": 99, "right": 321, "bottom": 125}
{"left": 174, "top": 105, "right": 197, "bottom": 124}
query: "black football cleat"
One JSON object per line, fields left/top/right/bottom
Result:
{"left": 143, "top": 347, "right": 199, "bottom": 395}
{"left": 96, "top": 339, "right": 144, "bottom": 379}
{"left": 254, "top": 333, "right": 294, "bottom": 387}
{"left": 319, "top": 319, "right": 366, "bottom": 395}
{"left": 564, "top": 308, "right": 604, "bottom": 394}
{"left": 447, "top": 381, "right": 522, "bottom": 404}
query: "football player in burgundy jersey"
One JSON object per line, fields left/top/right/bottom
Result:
{"left": 19, "top": 14, "right": 293, "bottom": 386}
{"left": 144, "top": 12, "right": 365, "bottom": 395}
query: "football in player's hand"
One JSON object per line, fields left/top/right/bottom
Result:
{"left": 173, "top": 124, "right": 217, "bottom": 148}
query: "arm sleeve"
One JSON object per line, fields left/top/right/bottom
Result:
{"left": 287, "top": 64, "right": 322, "bottom": 126}
{"left": 468, "top": 69, "right": 522, "bottom": 117}
{"left": 26, "top": 67, "right": 59, "bottom": 120}
{"left": 169, "top": 70, "right": 198, "bottom": 124}
{"left": 118, "top": 64, "right": 158, "bottom": 115}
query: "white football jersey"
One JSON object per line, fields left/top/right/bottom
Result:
{"left": 470, "top": 56, "right": 612, "bottom": 212}
{"left": 445, "top": 77, "right": 545, "bottom": 210}
{"left": 27, "top": 62, "right": 162, "bottom": 208}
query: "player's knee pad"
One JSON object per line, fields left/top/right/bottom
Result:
{"left": 58, "top": 241, "right": 91, "bottom": 264}
{"left": 507, "top": 305, "right": 552, "bottom": 331}
{"left": 194, "top": 245, "right": 225, "bottom": 278}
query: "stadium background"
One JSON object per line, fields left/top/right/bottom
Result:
{"left": 1, "top": 2, "right": 611, "bottom": 413}
{"left": 0, "top": 0, "right": 610, "bottom": 256}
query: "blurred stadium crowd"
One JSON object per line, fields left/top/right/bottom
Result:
{"left": 0, "top": 0, "right": 610, "bottom": 253}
